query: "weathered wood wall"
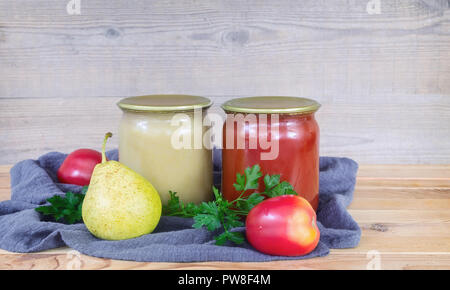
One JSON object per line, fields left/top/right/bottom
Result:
{"left": 0, "top": 0, "right": 449, "bottom": 164}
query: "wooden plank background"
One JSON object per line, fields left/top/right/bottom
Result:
{"left": 0, "top": 0, "right": 449, "bottom": 165}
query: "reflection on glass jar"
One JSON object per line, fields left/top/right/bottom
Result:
{"left": 117, "top": 95, "right": 213, "bottom": 205}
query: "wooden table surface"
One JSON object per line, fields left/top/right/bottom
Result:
{"left": 0, "top": 164, "right": 449, "bottom": 270}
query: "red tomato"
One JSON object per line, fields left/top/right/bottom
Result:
{"left": 246, "top": 195, "right": 320, "bottom": 256}
{"left": 57, "top": 149, "right": 103, "bottom": 186}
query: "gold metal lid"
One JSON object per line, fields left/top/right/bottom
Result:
{"left": 117, "top": 95, "right": 212, "bottom": 112}
{"left": 221, "top": 96, "right": 321, "bottom": 114}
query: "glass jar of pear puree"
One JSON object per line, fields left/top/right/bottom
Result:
{"left": 117, "top": 95, "right": 213, "bottom": 205}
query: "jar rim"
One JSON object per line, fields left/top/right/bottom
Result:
{"left": 117, "top": 95, "right": 212, "bottom": 112}
{"left": 221, "top": 96, "right": 320, "bottom": 114}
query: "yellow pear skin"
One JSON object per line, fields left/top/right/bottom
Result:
{"left": 82, "top": 133, "right": 162, "bottom": 240}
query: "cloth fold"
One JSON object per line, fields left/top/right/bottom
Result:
{"left": 0, "top": 150, "right": 360, "bottom": 262}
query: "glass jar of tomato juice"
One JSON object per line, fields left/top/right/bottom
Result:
{"left": 221, "top": 96, "right": 321, "bottom": 210}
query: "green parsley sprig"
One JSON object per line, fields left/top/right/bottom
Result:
{"left": 35, "top": 186, "right": 88, "bottom": 224}
{"left": 162, "top": 164, "right": 297, "bottom": 245}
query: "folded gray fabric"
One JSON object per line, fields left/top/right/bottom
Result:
{"left": 0, "top": 149, "right": 360, "bottom": 262}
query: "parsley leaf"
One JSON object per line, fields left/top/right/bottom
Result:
{"left": 35, "top": 186, "right": 88, "bottom": 224}
{"left": 233, "top": 164, "right": 262, "bottom": 193}
{"left": 164, "top": 164, "right": 298, "bottom": 245}
{"left": 263, "top": 174, "right": 280, "bottom": 191}
{"left": 193, "top": 212, "right": 222, "bottom": 231}
{"left": 233, "top": 192, "right": 265, "bottom": 213}
{"left": 263, "top": 177, "right": 297, "bottom": 198}
{"left": 162, "top": 191, "right": 199, "bottom": 217}
{"left": 215, "top": 231, "right": 245, "bottom": 245}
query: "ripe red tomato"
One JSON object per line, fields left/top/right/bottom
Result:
{"left": 246, "top": 195, "right": 320, "bottom": 256}
{"left": 57, "top": 149, "right": 103, "bottom": 186}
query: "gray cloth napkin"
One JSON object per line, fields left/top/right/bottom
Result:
{"left": 0, "top": 149, "right": 360, "bottom": 262}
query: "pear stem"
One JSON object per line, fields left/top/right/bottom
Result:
{"left": 102, "top": 132, "right": 113, "bottom": 163}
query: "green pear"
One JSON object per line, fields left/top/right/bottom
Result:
{"left": 82, "top": 132, "right": 162, "bottom": 240}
